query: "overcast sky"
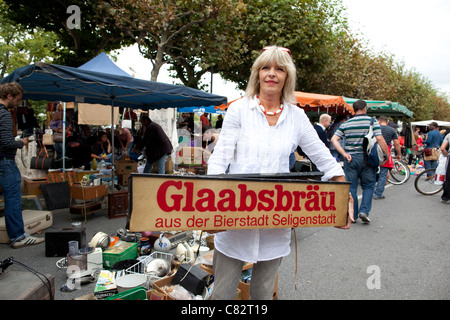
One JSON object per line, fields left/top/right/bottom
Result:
{"left": 342, "top": 0, "right": 450, "bottom": 97}
{"left": 115, "top": 0, "right": 450, "bottom": 101}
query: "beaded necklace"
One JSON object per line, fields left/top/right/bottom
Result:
{"left": 257, "top": 96, "right": 283, "bottom": 116}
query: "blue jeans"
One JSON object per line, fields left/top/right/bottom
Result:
{"left": 54, "top": 142, "right": 63, "bottom": 160}
{"left": 0, "top": 158, "right": 27, "bottom": 244}
{"left": 144, "top": 154, "right": 167, "bottom": 174}
{"left": 374, "top": 166, "right": 389, "bottom": 198}
{"left": 344, "top": 153, "right": 377, "bottom": 220}
{"left": 424, "top": 159, "right": 438, "bottom": 176}
{"left": 289, "top": 152, "right": 296, "bottom": 171}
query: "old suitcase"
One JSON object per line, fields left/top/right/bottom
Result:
{"left": 0, "top": 210, "right": 53, "bottom": 244}
{"left": 108, "top": 190, "right": 128, "bottom": 219}
{"left": 0, "top": 270, "right": 55, "bottom": 300}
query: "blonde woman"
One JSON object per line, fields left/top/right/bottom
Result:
{"left": 207, "top": 46, "right": 350, "bottom": 300}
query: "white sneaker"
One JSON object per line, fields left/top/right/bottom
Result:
{"left": 359, "top": 213, "right": 371, "bottom": 224}
{"left": 12, "top": 235, "right": 44, "bottom": 248}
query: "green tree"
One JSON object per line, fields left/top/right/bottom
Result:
{"left": 96, "top": 0, "right": 245, "bottom": 85}
{"left": 0, "top": 0, "right": 58, "bottom": 76}
{"left": 219, "top": 0, "right": 349, "bottom": 91}
{"left": 3, "top": 0, "right": 132, "bottom": 66}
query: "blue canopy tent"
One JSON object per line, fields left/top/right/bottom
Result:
{"left": 78, "top": 52, "right": 132, "bottom": 77}
{"left": 177, "top": 105, "right": 226, "bottom": 114}
{"left": 0, "top": 62, "right": 226, "bottom": 110}
{"left": 1, "top": 55, "right": 227, "bottom": 184}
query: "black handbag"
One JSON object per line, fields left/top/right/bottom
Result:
{"left": 30, "top": 138, "right": 56, "bottom": 170}
{"left": 53, "top": 132, "right": 63, "bottom": 143}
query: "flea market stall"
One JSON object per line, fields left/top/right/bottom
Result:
{"left": 295, "top": 91, "right": 354, "bottom": 118}
{"left": 343, "top": 97, "right": 414, "bottom": 119}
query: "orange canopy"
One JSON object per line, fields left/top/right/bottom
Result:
{"left": 214, "top": 92, "right": 354, "bottom": 115}
{"left": 295, "top": 91, "right": 354, "bottom": 115}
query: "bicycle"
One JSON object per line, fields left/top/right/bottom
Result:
{"left": 387, "top": 160, "right": 410, "bottom": 185}
{"left": 414, "top": 167, "right": 444, "bottom": 195}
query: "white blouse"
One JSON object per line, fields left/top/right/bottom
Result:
{"left": 207, "top": 96, "right": 344, "bottom": 262}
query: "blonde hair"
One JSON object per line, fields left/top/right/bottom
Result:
{"left": 319, "top": 113, "right": 331, "bottom": 123}
{"left": 245, "top": 46, "right": 297, "bottom": 105}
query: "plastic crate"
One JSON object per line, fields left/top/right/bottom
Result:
{"left": 105, "top": 286, "right": 147, "bottom": 300}
{"left": 125, "top": 251, "right": 174, "bottom": 287}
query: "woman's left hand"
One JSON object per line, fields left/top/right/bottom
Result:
{"left": 335, "top": 193, "right": 354, "bottom": 230}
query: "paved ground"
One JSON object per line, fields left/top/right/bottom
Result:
{"left": 278, "top": 178, "right": 450, "bottom": 300}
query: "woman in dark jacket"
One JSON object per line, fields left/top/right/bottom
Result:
{"left": 136, "top": 115, "right": 172, "bottom": 174}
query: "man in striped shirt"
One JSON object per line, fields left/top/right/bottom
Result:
{"left": 331, "top": 100, "right": 389, "bottom": 224}
{"left": 0, "top": 82, "right": 45, "bottom": 248}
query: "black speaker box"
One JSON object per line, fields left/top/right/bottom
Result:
{"left": 45, "top": 227, "right": 86, "bottom": 257}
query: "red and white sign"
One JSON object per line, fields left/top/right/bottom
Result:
{"left": 129, "top": 174, "right": 350, "bottom": 232}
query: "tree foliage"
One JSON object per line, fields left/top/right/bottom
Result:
{"left": 2, "top": 0, "right": 448, "bottom": 120}
{"left": 0, "top": 0, "right": 58, "bottom": 77}
{"left": 96, "top": 0, "right": 246, "bottom": 85}
{"left": 3, "top": 0, "right": 132, "bottom": 66}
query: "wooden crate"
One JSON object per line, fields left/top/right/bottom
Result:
{"left": 23, "top": 178, "right": 47, "bottom": 195}
{"left": 71, "top": 184, "right": 107, "bottom": 200}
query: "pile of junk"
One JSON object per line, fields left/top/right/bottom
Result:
{"left": 56, "top": 226, "right": 221, "bottom": 300}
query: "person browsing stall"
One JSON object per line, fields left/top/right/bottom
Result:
{"left": 423, "top": 122, "right": 443, "bottom": 178}
{"left": 0, "top": 82, "right": 44, "bottom": 248}
{"left": 206, "top": 46, "right": 352, "bottom": 300}
{"left": 136, "top": 115, "right": 173, "bottom": 174}
{"left": 91, "top": 132, "right": 112, "bottom": 163}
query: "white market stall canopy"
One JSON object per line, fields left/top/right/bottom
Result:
{"left": 411, "top": 119, "right": 450, "bottom": 127}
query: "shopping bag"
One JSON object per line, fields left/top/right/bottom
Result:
{"left": 435, "top": 154, "right": 447, "bottom": 185}
{"left": 380, "top": 146, "right": 394, "bottom": 168}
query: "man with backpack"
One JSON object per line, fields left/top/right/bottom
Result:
{"left": 331, "top": 100, "right": 389, "bottom": 224}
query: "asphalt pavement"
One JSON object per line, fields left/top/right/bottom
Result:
{"left": 278, "top": 177, "right": 450, "bottom": 300}
{"left": 0, "top": 176, "right": 449, "bottom": 300}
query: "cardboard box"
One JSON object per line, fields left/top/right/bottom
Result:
{"left": 238, "top": 270, "right": 278, "bottom": 300}
{"left": 153, "top": 273, "right": 241, "bottom": 300}
{"left": 117, "top": 173, "right": 130, "bottom": 185}
{"left": 152, "top": 274, "right": 176, "bottom": 300}
{"left": 151, "top": 158, "right": 174, "bottom": 174}
{"left": 165, "top": 158, "right": 173, "bottom": 173}
{"left": 23, "top": 178, "right": 47, "bottom": 195}
{"left": 202, "top": 261, "right": 278, "bottom": 300}
{"left": 116, "top": 159, "right": 137, "bottom": 174}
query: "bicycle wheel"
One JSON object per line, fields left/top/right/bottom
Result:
{"left": 388, "top": 160, "right": 410, "bottom": 185}
{"left": 414, "top": 168, "right": 444, "bottom": 195}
